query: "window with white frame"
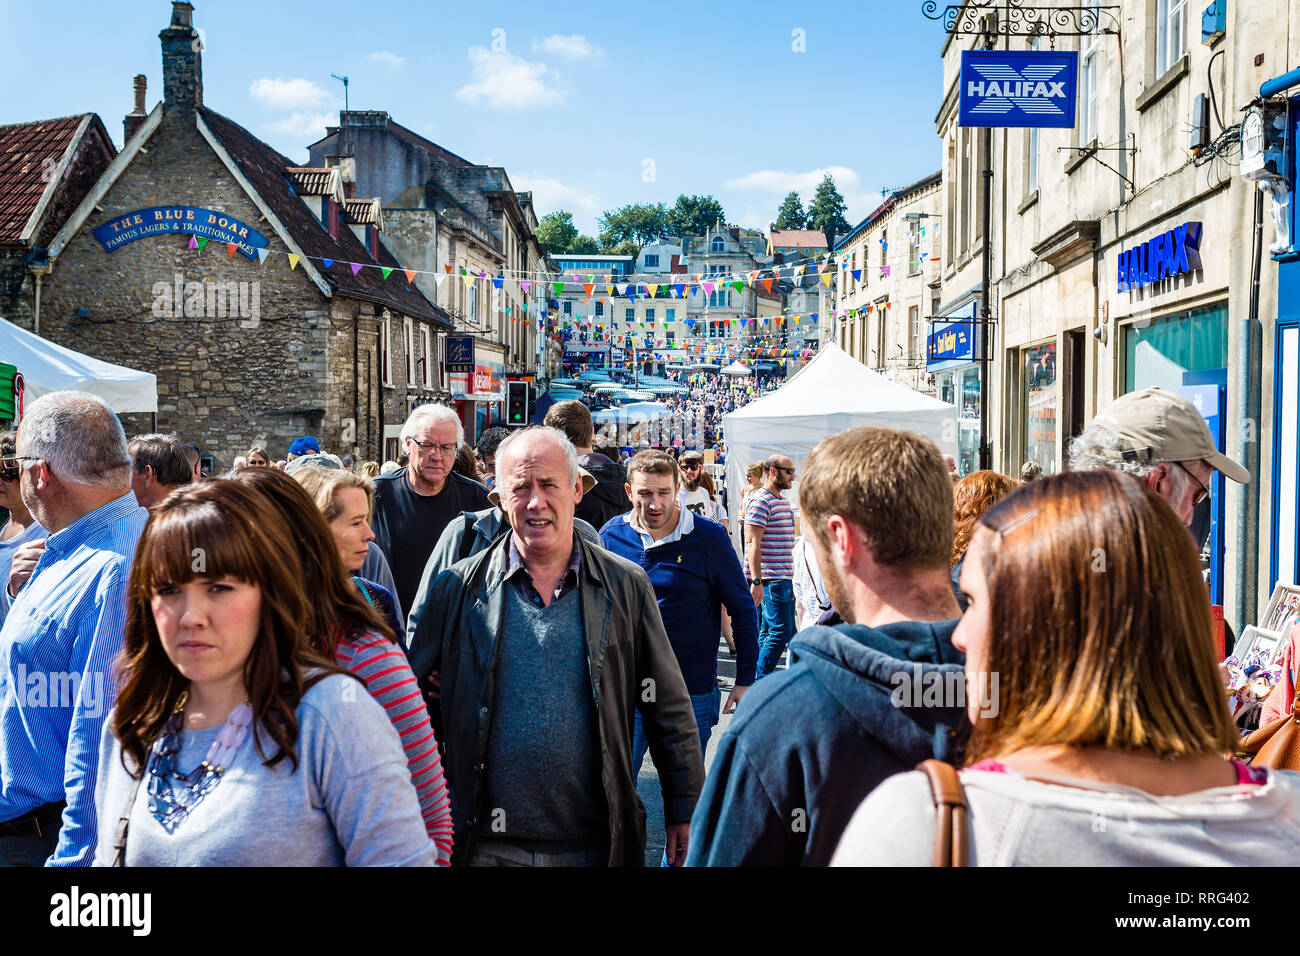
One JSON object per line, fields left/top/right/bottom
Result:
{"left": 909, "top": 305, "right": 921, "bottom": 361}
{"left": 1156, "top": 0, "right": 1187, "bottom": 77}
{"left": 666, "top": 308, "right": 675, "bottom": 323}
{"left": 710, "top": 236, "right": 725, "bottom": 253}
{"left": 625, "top": 308, "right": 635, "bottom": 322}
{"left": 1027, "top": 36, "right": 1041, "bottom": 193}
{"left": 563, "top": 300, "right": 573, "bottom": 316}
{"left": 595, "top": 300, "right": 604, "bottom": 317}
{"left": 1080, "top": 1, "right": 1100, "bottom": 145}
{"left": 420, "top": 326, "right": 433, "bottom": 389}
{"left": 404, "top": 317, "right": 415, "bottom": 385}
{"left": 380, "top": 316, "right": 393, "bottom": 386}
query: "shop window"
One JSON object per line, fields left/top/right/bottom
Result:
{"left": 1022, "top": 341, "right": 1058, "bottom": 474}
{"left": 1122, "top": 304, "right": 1227, "bottom": 393}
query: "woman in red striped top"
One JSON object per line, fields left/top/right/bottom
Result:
{"left": 234, "top": 467, "right": 454, "bottom": 864}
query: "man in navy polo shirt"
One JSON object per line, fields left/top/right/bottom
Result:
{"left": 601, "top": 450, "right": 758, "bottom": 771}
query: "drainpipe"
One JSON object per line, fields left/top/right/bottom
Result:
{"left": 1237, "top": 185, "right": 1265, "bottom": 629}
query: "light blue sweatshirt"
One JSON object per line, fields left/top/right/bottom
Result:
{"left": 93, "top": 673, "right": 437, "bottom": 866}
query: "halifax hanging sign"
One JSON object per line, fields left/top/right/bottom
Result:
{"left": 959, "top": 50, "right": 1078, "bottom": 128}
{"left": 92, "top": 207, "right": 270, "bottom": 260}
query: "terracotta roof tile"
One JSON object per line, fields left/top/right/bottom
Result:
{"left": 285, "top": 167, "right": 337, "bottom": 197}
{"left": 768, "top": 229, "right": 828, "bottom": 247}
{"left": 0, "top": 115, "right": 87, "bottom": 242}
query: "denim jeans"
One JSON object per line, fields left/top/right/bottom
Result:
{"left": 755, "top": 579, "right": 796, "bottom": 678}
{"left": 632, "top": 684, "right": 720, "bottom": 774}
{"left": 0, "top": 822, "right": 60, "bottom": 867}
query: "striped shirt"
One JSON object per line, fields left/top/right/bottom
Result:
{"left": 743, "top": 488, "right": 795, "bottom": 580}
{"left": 0, "top": 491, "right": 147, "bottom": 865}
{"left": 335, "top": 631, "right": 454, "bottom": 864}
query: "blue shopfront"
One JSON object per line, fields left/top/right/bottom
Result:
{"left": 928, "top": 299, "right": 982, "bottom": 476}
{"left": 1266, "top": 81, "right": 1300, "bottom": 593}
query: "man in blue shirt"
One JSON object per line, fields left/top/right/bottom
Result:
{"left": 0, "top": 391, "right": 148, "bottom": 866}
{"left": 601, "top": 450, "right": 758, "bottom": 772}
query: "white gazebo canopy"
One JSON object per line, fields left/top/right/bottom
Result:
{"left": 0, "top": 315, "right": 157, "bottom": 415}
{"left": 722, "top": 342, "right": 957, "bottom": 551}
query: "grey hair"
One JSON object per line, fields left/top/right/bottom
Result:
{"left": 1066, "top": 424, "right": 1156, "bottom": 478}
{"left": 17, "top": 390, "right": 130, "bottom": 489}
{"left": 495, "top": 426, "right": 579, "bottom": 485}
{"left": 401, "top": 403, "right": 464, "bottom": 447}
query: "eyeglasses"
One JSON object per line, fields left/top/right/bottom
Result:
{"left": 681, "top": 463, "right": 701, "bottom": 471}
{"left": 1175, "top": 462, "right": 1210, "bottom": 506}
{"left": 0, "top": 456, "right": 36, "bottom": 475}
{"left": 407, "top": 439, "right": 458, "bottom": 459}
{"left": 775, "top": 466, "right": 795, "bottom": 476}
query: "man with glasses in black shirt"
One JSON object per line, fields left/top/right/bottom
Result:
{"left": 371, "top": 404, "right": 489, "bottom": 617}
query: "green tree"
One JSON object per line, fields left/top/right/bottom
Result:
{"left": 567, "top": 234, "right": 600, "bottom": 254}
{"left": 606, "top": 239, "right": 641, "bottom": 257}
{"left": 597, "top": 202, "right": 668, "bottom": 251}
{"left": 536, "top": 210, "right": 578, "bottom": 256}
{"left": 806, "top": 174, "right": 850, "bottom": 250}
{"left": 773, "top": 191, "right": 808, "bottom": 230}
{"left": 664, "top": 194, "right": 725, "bottom": 241}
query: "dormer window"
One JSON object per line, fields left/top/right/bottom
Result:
{"left": 710, "top": 236, "right": 725, "bottom": 253}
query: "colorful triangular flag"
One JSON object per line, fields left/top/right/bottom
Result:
{"left": 288, "top": 253, "right": 299, "bottom": 270}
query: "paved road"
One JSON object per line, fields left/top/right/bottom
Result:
{"left": 638, "top": 636, "right": 786, "bottom": 866}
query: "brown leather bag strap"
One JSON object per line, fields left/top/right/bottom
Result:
{"left": 918, "top": 759, "right": 970, "bottom": 867}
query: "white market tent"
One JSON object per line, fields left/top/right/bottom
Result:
{"left": 722, "top": 343, "right": 957, "bottom": 552}
{"left": 720, "top": 360, "right": 752, "bottom": 377}
{"left": 0, "top": 316, "right": 157, "bottom": 415}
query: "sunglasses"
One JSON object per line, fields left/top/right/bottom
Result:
{"left": 774, "top": 466, "right": 795, "bottom": 475}
{"left": 1175, "top": 462, "right": 1210, "bottom": 506}
{"left": 0, "top": 456, "right": 36, "bottom": 480}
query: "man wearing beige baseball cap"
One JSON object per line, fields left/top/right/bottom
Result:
{"left": 1067, "top": 386, "right": 1249, "bottom": 527}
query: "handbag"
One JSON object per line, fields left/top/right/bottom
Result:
{"left": 917, "top": 759, "right": 970, "bottom": 867}
{"left": 1239, "top": 685, "right": 1300, "bottom": 770}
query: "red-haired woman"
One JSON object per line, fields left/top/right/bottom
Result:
{"left": 950, "top": 469, "right": 1020, "bottom": 612}
{"left": 93, "top": 481, "right": 436, "bottom": 865}
{"left": 232, "top": 467, "right": 453, "bottom": 863}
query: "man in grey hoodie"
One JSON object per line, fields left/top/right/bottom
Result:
{"left": 687, "top": 426, "right": 969, "bottom": 866}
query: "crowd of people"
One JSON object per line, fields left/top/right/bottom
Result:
{"left": 0, "top": 376, "right": 1295, "bottom": 869}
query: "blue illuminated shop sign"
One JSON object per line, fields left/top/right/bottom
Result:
{"left": 927, "top": 303, "right": 978, "bottom": 372}
{"left": 1117, "top": 221, "right": 1203, "bottom": 292}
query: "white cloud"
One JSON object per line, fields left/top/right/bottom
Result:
{"left": 455, "top": 47, "right": 566, "bottom": 109}
{"left": 511, "top": 171, "right": 601, "bottom": 231}
{"left": 265, "top": 111, "right": 336, "bottom": 140}
{"left": 249, "top": 77, "right": 334, "bottom": 111}
{"left": 532, "top": 34, "right": 604, "bottom": 61}
{"left": 725, "top": 165, "right": 882, "bottom": 226}
{"left": 368, "top": 51, "right": 406, "bottom": 68}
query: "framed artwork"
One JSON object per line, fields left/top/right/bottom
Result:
{"left": 1231, "top": 625, "right": 1283, "bottom": 671}
{"left": 1262, "top": 585, "right": 1300, "bottom": 635}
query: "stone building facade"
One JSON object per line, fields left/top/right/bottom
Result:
{"left": 0, "top": 114, "right": 117, "bottom": 330}
{"left": 35, "top": 2, "right": 449, "bottom": 468}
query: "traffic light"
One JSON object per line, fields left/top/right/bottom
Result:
{"left": 507, "top": 381, "right": 528, "bottom": 426}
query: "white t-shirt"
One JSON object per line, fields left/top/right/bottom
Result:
{"left": 678, "top": 485, "right": 725, "bottom": 524}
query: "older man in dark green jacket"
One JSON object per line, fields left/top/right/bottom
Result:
{"left": 408, "top": 426, "right": 704, "bottom": 867}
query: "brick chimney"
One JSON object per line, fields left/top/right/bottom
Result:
{"left": 123, "top": 75, "right": 148, "bottom": 142}
{"left": 159, "top": 2, "right": 202, "bottom": 114}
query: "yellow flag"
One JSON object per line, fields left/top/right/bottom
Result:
{"left": 288, "top": 254, "right": 300, "bottom": 270}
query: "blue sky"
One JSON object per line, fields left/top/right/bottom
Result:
{"left": 1, "top": 0, "right": 948, "bottom": 236}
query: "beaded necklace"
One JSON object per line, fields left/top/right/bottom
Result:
{"left": 146, "top": 689, "right": 253, "bottom": 833}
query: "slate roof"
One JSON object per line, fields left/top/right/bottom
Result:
{"left": 201, "top": 108, "right": 449, "bottom": 327}
{"left": 0, "top": 115, "right": 102, "bottom": 243}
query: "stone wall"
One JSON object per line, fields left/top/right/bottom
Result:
{"left": 39, "top": 110, "right": 335, "bottom": 470}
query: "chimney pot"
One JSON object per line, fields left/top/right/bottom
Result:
{"left": 160, "top": 2, "right": 203, "bottom": 113}
{"left": 124, "top": 74, "right": 149, "bottom": 142}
